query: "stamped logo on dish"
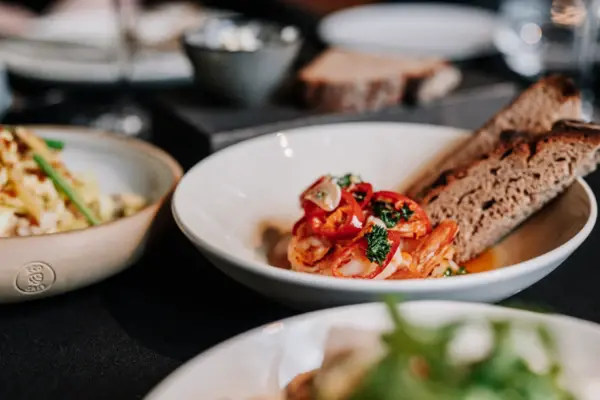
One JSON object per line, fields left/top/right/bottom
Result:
{"left": 15, "top": 262, "right": 56, "bottom": 294}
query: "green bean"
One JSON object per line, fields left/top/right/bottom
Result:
{"left": 33, "top": 154, "right": 100, "bottom": 226}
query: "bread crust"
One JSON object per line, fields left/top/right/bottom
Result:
{"left": 407, "top": 75, "right": 582, "bottom": 199}
{"left": 421, "top": 119, "right": 600, "bottom": 262}
{"left": 298, "top": 49, "right": 460, "bottom": 113}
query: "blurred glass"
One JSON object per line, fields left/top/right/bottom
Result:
{"left": 495, "top": 0, "right": 591, "bottom": 77}
{"left": 496, "top": 0, "right": 600, "bottom": 118}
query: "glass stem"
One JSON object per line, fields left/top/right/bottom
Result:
{"left": 575, "top": 0, "right": 600, "bottom": 120}
{"left": 113, "top": 0, "right": 135, "bottom": 104}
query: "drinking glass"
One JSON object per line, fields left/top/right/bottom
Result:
{"left": 496, "top": 0, "right": 600, "bottom": 119}
{"left": 87, "top": 0, "right": 149, "bottom": 139}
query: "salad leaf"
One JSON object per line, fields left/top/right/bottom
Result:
{"left": 344, "top": 296, "right": 575, "bottom": 400}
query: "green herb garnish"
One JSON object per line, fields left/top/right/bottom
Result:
{"left": 372, "top": 201, "right": 413, "bottom": 228}
{"left": 33, "top": 154, "right": 100, "bottom": 226}
{"left": 365, "top": 225, "right": 391, "bottom": 265}
{"left": 335, "top": 173, "right": 361, "bottom": 188}
{"left": 444, "top": 266, "right": 468, "bottom": 277}
{"left": 344, "top": 296, "right": 575, "bottom": 400}
{"left": 43, "top": 138, "right": 65, "bottom": 150}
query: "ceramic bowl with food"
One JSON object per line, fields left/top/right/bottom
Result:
{"left": 182, "top": 15, "right": 302, "bottom": 106}
{"left": 145, "top": 301, "right": 600, "bottom": 400}
{"left": 0, "top": 125, "right": 182, "bottom": 302}
{"left": 172, "top": 122, "right": 596, "bottom": 309}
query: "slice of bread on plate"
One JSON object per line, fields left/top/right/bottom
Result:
{"left": 421, "top": 119, "right": 600, "bottom": 263}
{"left": 406, "top": 75, "right": 583, "bottom": 199}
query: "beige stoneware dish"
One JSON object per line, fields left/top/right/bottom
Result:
{"left": 0, "top": 126, "right": 182, "bottom": 302}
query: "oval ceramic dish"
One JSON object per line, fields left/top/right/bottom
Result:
{"left": 172, "top": 122, "right": 596, "bottom": 309}
{"left": 0, "top": 126, "right": 182, "bottom": 302}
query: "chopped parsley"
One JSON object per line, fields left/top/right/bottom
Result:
{"left": 444, "top": 266, "right": 468, "bottom": 277}
{"left": 365, "top": 225, "right": 391, "bottom": 265}
{"left": 335, "top": 173, "right": 361, "bottom": 188}
{"left": 372, "top": 201, "right": 414, "bottom": 228}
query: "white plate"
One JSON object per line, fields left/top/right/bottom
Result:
{"left": 319, "top": 3, "right": 499, "bottom": 60}
{"left": 145, "top": 301, "right": 600, "bottom": 400}
{"left": 0, "top": 9, "right": 193, "bottom": 84}
{"left": 171, "top": 122, "right": 596, "bottom": 309}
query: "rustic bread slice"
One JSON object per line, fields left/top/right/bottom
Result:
{"left": 421, "top": 119, "right": 600, "bottom": 263}
{"left": 406, "top": 75, "right": 582, "bottom": 199}
{"left": 298, "top": 48, "right": 461, "bottom": 113}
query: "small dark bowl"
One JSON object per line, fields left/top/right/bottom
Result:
{"left": 182, "top": 15, "right": 303, "bottom": 107}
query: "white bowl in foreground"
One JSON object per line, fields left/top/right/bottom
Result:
{"left": 172, "top": 122, "right": 596, "bottom": 309}
{"left": 145, "top": 301, "right": 600, "bottom": 400}
{"left": 0, "top": 126, "right": 182, "bottom": 302}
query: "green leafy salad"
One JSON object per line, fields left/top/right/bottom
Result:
{"left": 282, "top": 298, "right": 576, "bottom": 400}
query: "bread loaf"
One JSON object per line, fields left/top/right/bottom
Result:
{"left": 421, "top": 119, "right": 600, "bottom": 263}
{"left": 407, "top": 75, "right": 582, "bottom": 199}
{"left": 298, "top": 48, "right": 461, "bottom": 113}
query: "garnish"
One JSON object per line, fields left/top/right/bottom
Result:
{"left": 335, "top": 173, "right": 361, "bottom": 188}
{"left": 43, "top": 138, "right": 65, "bottom": 150}
{"left": 33, "top": 154, "right": 100, "bottom": 226}
{"left": 444, "top": 266, "right": 468, "bottom": 277}
{"left": 365, "top": 225, "right": 391, "bottom": 265}
{"left": 346, "top": 296, "right": 575, "bottom": 400}
{"left": 372, "top": 201, "right": 414, "bottom": 228}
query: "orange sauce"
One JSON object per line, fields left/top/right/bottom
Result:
{"left": 464, "top": 248, "right": 498, "bottom": 274}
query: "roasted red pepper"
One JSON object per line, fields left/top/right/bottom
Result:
{"left": 347, "top": 182, "right": 373, "bottom": 208}
{"left": 309, "top": 190, "right": 364, "bottom": 240}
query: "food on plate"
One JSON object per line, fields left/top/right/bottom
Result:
{"left": 298, "top": 48, "right": 462, "bottom": 113}
{"left": 421, "top": 119, "right": 600, "bottom": 263}
{"left": 406, "top": 74, "right": 582, "bottom": 199}
{"left": 0, "top": 125, "right": 146, "bottom": 237}
{"left": 260, "top": 298, "right": 576, "bottom": 400}
{"left": 286, "top": 174, "right": 463, "bottom": 279}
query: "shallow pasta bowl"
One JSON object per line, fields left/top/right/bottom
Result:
{"left": 172, "top": 122, "right": 596, "bottom": 309}
{"left": 0, "top": 126, "right": 182, "bottom": 302}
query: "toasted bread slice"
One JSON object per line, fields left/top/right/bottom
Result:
{"left": 421, "top": 119, "right": 600, "bottom": 263}
{"left": 406, "top": 75, "right": 582, "bottom": 199}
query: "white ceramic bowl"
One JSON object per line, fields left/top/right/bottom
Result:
{"left": 0, "top": 126, "right": 182, "bottom": 302}
{"left": 172, "top": 122, "right": 596, "bottom": 309}
{"left": 145, "top": 301, "right": 600, "bottom": 400}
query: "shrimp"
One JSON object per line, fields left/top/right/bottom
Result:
{"left": 411, "top": 220, "right": 459, "bottom": 277}
{"left": 287, "top": 220, "right": 333, "bottom": 273}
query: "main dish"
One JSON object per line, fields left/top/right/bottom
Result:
{"left": 271, "top": 74, "right": 600, "bottom": 280}
{"left": 258, "top": 299, "right": 576, "bottom": 400}
{"left": 0, "top": 125, "right": 146, "bottom": 237}
{"left": 288, "top": 174, "right": 463, "bottom": 280}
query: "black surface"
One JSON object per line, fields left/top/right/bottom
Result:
{"left": 2, "top": 65, "right": 600, "bottom": 400}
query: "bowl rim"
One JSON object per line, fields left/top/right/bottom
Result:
{"left": 172, "top": 122, "right": 597, "bottom": 292}
{"left": 0, "top": 124, "right": 183, "bottom": 242}
{"left": 144, "top": 300, "right": 600, "bottom": 400}
{"left": 181, "top": 15, "right": 303, "bottom": 54}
